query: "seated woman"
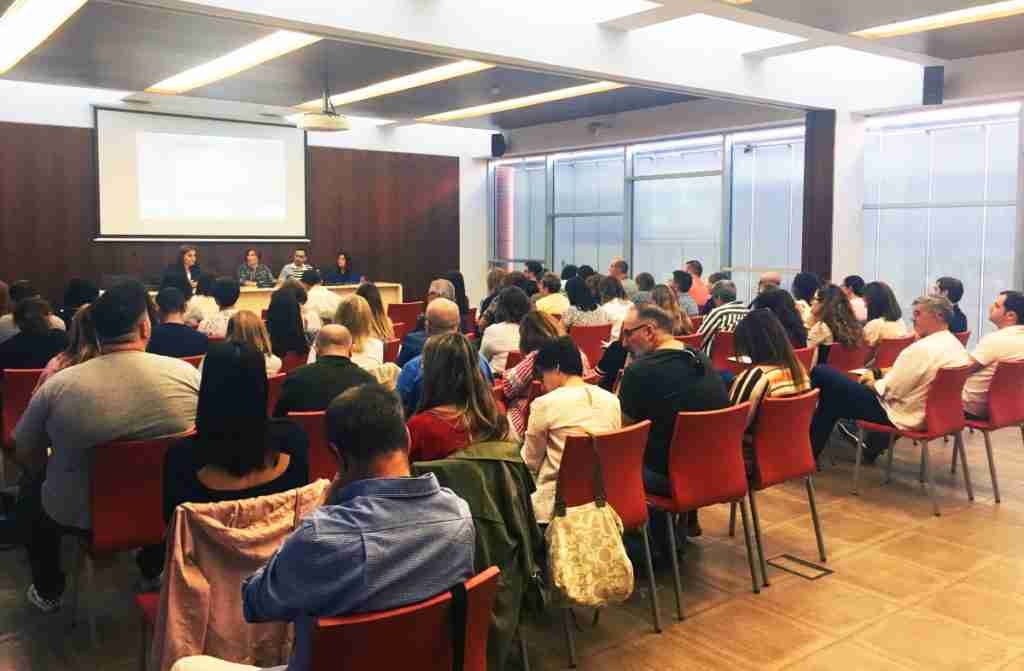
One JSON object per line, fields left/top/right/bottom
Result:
{"left": 863, "top": 281, "right": 908, "bottom": 351}
{"left": 280, "top": 280, "right": 321, "bottom": 342}
{"left": 183, "top": 273, "right": 218, "bottom": 328}
{"left": 356, "top": 282, "right": 395, "bottom": 341}
{"left": 0, "top": 298, "right": 68, "bottom": 371}
{"left": 265, "top": 288, "right": 310, "bottom": 361}
{"left": 481, "top": 286, "right": 530, "bottom": 373}
{"left": 197, "top": 277, "right": 241, "bottom": 338}
{"left": 751, "top": 287, "right": 808, "bottom": 348}
{"left": 34, "top": 303, "right": 98, "bottom": 392}
{"left": 226, "top": 310, "right": 282, "bottom": 375}
{"left": 598, "top": 275, "right": 632, "bottom": 339}
{"left": 237, "top": 248, "right": 275, "bottom": 288}
{"left": 329, "top": 294, "right": 384, "bottom": 371}
{"left": 652, "top": 284, "right": 694, "bottom": 335}
{"left": 407, "top": 332, "right": 508, "bottom": 461}
{"left": 323, "top": 251, "right": 359, "bottom": 285}
{"left": 792, "top": 272, "right": 820, "bottom": 328}
{"left": 560, "top": 274, "right": 610, "bottom": 329}
{"left": 521, "top": 337, "right": 621, "bottom": 524}
{"left": 807, "top": 283, "right": 862, "bottom": 366}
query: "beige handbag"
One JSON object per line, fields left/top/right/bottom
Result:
{"left": 545, "top": 435, "right": 635, "bottom": 608}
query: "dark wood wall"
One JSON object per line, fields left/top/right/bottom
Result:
{"left": 801, "top": 110, "right": 836, "bottom": 282}
{"left": 0, "top": 121, "right": 459, "bottom": 306}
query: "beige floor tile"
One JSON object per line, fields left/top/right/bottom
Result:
{"left": 749, "top": 576, "right": 901, "bottom": 637}
{"left": 587, "top": 633, "right": 750, "bottom": 671}
{"left": 829, "top": 547, "right": 956, "bottom": 603}
{"left": 781, "top": 640, "right": 915, "bottom": 671}
{"left": 855, "top": 608, "right": 1019, "bottom": 671}
{"left": 917, "top": 582, "right": 1024, "bottom": 643}
{"left": 876, "top": 531, "right": 993, "bottom": 574}
{"left": 963, "top": 558, "right": 1024, "bottom": 595}
{"left": 999, "top": 651, "right": 1024, "bottom": 670}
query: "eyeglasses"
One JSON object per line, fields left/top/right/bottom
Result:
{"left": 621, "top": 322, "right": 653, "bottom": 338}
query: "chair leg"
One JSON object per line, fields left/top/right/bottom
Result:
{"left": 922, "top": 441, "right": 940, "bottom": 517}
{"left": 139, "top": 616, "right": 149, "bottom": 671}
{"left": 982, "top": 430, "right": 1002, "bottom": 504}
{"left": 562, "top": 609, "right": 578, "bottom": 669}
{"left": 853, "top": 427, "right": 864, "bottom": 495}
{"left": 917, "top": 441, "right": 925, "bottom": 484}
{"left": 805, "top": 477, "right": 827, "bottom": 563}
{"left": 951, "top": 437, "right": 958, "bottom": 475}
{"left": 747, "top": 490, "right": 769, "bottom": 587}
{"left": 68, "top": 539, "right": 86, "bottom": 632}
{"left": 955, "top": 432, "right": 973, "bottom": 502}
{"left": 728, "top": 502, "right": 737, "bottom": 537}
{"left": 884, "top": 434, "right": 896, "bottom": 484}
{"left": 85, "top": 552, "right": 98, "bottom": 647}
{"left": 639, "top": 524, "right": 663, "bottom": 633}
{"left": 663, "top": 512, "right": 684, "bottom": 621}
{"left": 519, "top": 631, "right": 530, "bottom": 671}
{"left": 738, "top": 499, "right": 760, "bottom": 595}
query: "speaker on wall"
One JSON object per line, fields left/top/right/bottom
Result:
{"left": 923, "top": 66, "right": 944, "bottom": 106}
{"left": 491, "top": 133, "right": 507, "bottom": 158}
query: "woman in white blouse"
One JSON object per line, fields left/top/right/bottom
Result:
{"left": 183, "top": 274, "right": 218, "bottom": 328}
{"left": 521, "top": 336, "right": 621, "bottom": 524}
{"left": 481, "top": 286, "right": 531, "bottom": 372}
{"left": 862, "top": 281, "right": 909, "bottom": 365}
{"left": 597, "top": 275, "right": 632, "bottom": 339}
{"left": 807, "top": 283, "right": 863, "bottom": 366}
{"left": 329, "top": 294, "right": 384, "bottom": 370}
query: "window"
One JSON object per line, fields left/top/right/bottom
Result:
{"left": 552, "top": 149, "right": 625, "bottom": 273}
{"left": 493, "top": 160, "right": 546, "bottom": 268}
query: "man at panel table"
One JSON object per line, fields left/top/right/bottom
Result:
{"left": 279, "top": 248, "right": 315, "bottom": 284}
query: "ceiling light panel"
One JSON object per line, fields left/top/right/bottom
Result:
{"left": 851, "top": 0, "right": 1024, "bottom": 38}
{"left": 0, "top": 0, "right": 88, "bottom": 74}
{"left": 417, "top": 81, "right": 626, "bottom": 123}
{"left": 458, "top": 0, "right": 659, "bottom": 24}
{"left": 146, "top": 31, "right": 321, "bottom": 95}
{"left": 286, "top": 113, "right": 394, "bottom": 129}
{"left": 298, "top": 60, "right": 494, "bottom": 109}
{"left": 635, "top": 13, "right": 802, "bottom": 52}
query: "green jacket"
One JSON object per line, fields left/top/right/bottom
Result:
{"left": 413, "top": 441, "right": 545, "bottom": 671}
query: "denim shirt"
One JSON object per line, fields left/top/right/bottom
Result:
{"left": 242, "top": 474, "right": 475, "bottom": 671}
{"left": 397, "top": 352, "right": 494, "bottom": 415}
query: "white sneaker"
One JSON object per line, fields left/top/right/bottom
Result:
{"left": 26, "top": 584, "right": 61, "bottom": 613}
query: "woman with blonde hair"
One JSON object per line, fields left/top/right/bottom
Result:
{"left": 33, "top": 303, "right": 99, "bottom": 392}
{"left": 652, "top": 284, "right": 694, "bottom": 335}
{"left": 331, "top": 293, "right": 384, "bottom": 370}
{"left": 408, "top": 332, "right": 509, "bottom": 461}
{"left": 227, "top": 310, "right": 282, "bottom": 375}
{"left": 356, "top": 282, "right": 395, "bottom": 341}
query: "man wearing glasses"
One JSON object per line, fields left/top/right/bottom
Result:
{"left": 395, "top": 279, "right": 456, "bottom": 368}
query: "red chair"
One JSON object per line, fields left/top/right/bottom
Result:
{"left": 207, "top": 335, "right": 226, "bottom": 344}
{"left": 744, "top": 391, "right": 826, "bottom": 585}
{"left": 709, "top": 330, "right": 736, "bottom": 371}
{"left": 392, "top": 321, "right": 412, "bottom": 343}
{"left": 647, "top": 405, "right": 760, "bottom": 621}
{"left": 558, "top": 421, "right": 658, "bottom": 666}
{"left": 674, "top": 333, "right": 703, "bottom": 348}
{"left": 79, "top": 430, "right": 196, "bottom": 645}
{"left": 311, "top": 566, "right": 501, "bottom": 671}
{"left": 568, "top": 323, "right": 612, "bottom": 370}
{"left": 383, "top": 339, "right": 401, "bottom": 364}
{"left": 854, "top": 365, "right": 973, "bottom": 516}
{"left": 954, "top": 331, "right": 971, "bottom": 346}
{"left": 826, "top": 341, "right": 869, "bottom": 373}
{"left": 690, "top": 315, "right": 704, "bottom": 330}
{"left": 289, "top": 411, "right": 335, "bottom": 481}
{"left": 180, "top": 355, "right": 204, "bottom": 369}
{"left": 387, "top": 302, "right": 425, "bottom": 333}
{"left": 874, "top": 334, "right": 916, "bottom": 369}
{"left": 961, "top": 360, "right": 1024, "bottom": 504}
{"left": 266, "top": 373, "right": 286, "bottom": 416}
{"left": 281, "top": 351, "right": 307, "bottom": 373}
{"left": 2, "top": 368, "right": 44, "bottom": 453}
{"left": 793, "top": 346, "right": 815, "bottom": 371}
{"left": 504, "top": 350, "right": 524, "bottom": 371}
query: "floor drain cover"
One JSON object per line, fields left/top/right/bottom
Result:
{"left": 767, "top": 554, "right": 832, "bottom": 580}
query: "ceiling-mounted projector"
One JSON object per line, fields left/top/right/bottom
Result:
{"left": 295, "top": 75, "right": 350, "bottom": 132}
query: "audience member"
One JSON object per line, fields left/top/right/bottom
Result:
{"left": 480, "top": 267, "right": 507, "bottom": 316}
{"left": 56, "top": 278, "right": 99, "bottom": 325}
{"left": 652, "top": 284, "right": 694, "bottom": 335}
{"left": 608, "top": 258, "right": 638, "bottom": 298}
{"left": 15, "top": 280, "right": 200, "bottom": 612}
{"left": 443, "top": 270, "right": 471, "bottom": 321}
{"left": 535, "top": 273, "right": 569, "bottom": 316}
{"left": 479, "top": 272, "right": 535, "bottom": 331}
{"left": 34, "top": 303, "right": 99, "bottom": 392}
{"left": 523, "top": 261, "right": 544, "bottom": 295}
{"left": 809, "top": 295, "right": 971, "bottom": 461}
{"left": 329, "top": 294, "right": 384, "bottom": 371}
{"left": 161, "top": 245, "right": 201, "bottom": 295}
{"left": 278, "top": 248, "right": 314, "bottom": 284}
{"left": 962, "top": 291, "right": 1024, "bottom": 418}
{"left": 842, "top": 275, "right": 869, "bottom": 323}
{"left": 323, "top": 251, "right": 358, "bottom": 285}
{"left": 697, "top": 280, "right": 749, "bottom": 359}
{"left": 792, "top": 272, "right": 820, "bottom": 326}
{"left": 355, "top": 282, "right": 395, "bottom": 341}
{"left": 633, "top": 272, "right": 656, "bottom": 304}
{"left": 561, "top": 275, "right": 610, "bottom": 329}
{"left": 598, "top": 275, "right": 632, "bottom": 338}
{"left": 237, "top": 248, "right": 275, "bottom": 288}
{"left": 397, "top": 278, "right": 455, "bottom": 367}
{"left": 522, "top": 337, "right": 620, "bottom": 523}
{"left": 281, "top": 280, "right": 322, "bottom": 341}
{"left": 0, "top": 281, "right": 66, "bottom": 344}
{"left": 148, "top": 287, "right": 209, "bottom": 359}
{"left": 0, "top": 298, "right": 68, "bottom": 371}
{"left": 273, "top": 325, "right": 374, "bottom": 417}
{"left": 197, "top": 277, "right": 241, "bottom": 337}
{"left": 685, "top": 259, "right": 711, "bottom": 308}
{"left": 699, "top": 272, "right": 731, "bottom": 316}
{"left": 408, "top": 333, "right": 508, "bottom": 461}
{"left": 757, "top": 271, "right": 782, "bottom": 295}
{"left": 560, "top": 265, "right": 578, "bottom": 282}
{"left": 266, "top": 288, "right": 309, "bottom": 360}
{"left": 577, "top": 265, "right": 596, "bottom": 280}
{"left": 300, "top": 269, "right": 341, "bottom": 322}
{"left": 398, "top": 298, "right": 493, "bottom": 414}
{"left": 481, "top": 286, "right": 530, "bottom": 372}
{"left": 226, "top": 310, "right": 282, "bottom": 375}
{"left": 750, "top": 288, "right": 808, "bottom": 348}
{"left": 672, "top": 271, "right": 699, "bottom": 316}
{"left": 934, "top": 276, "right": 968, "bottom": 334}
{"left": 862, "top": 281, "right": 908, "bottom": 348}
{"left": 807, "top": 283, "right": 863, "bottom": 364}
{"left": 183, "top": 274, "right": 218, "bottom": 328}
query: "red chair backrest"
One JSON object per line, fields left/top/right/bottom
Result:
{"left": 281, "top": 351, "right": 307, "bottom": 373}
{"left": 987, "top": 360, "right": 1024, "bottom": 428}
{"left": 266, "top": 373, "right": 286, "bottom": 416}
{"left": 207, "top": 336, "right": 226, "bottom": 343}
{"left": 921, "top": 365, "right": 972, "bottom": 437}
{"left": 387, "top": 302, "right": 425, "bottom": 332}
{"left": 521, "top": 380, "right": 545, "bottom": 426}
{"left": 558, "top": 421, "right": 652, "bottom": 530}
{"left": 827, "top": 341, "right": 869, "bottom": 372}
{"left": 666, "top": 404, "right": 751, "bottom": 509}
{"left": 505, "top": 350, "right": 524, "bottom": 370}
{"left": 180, "top": 355, "right": 204, "bottom": 369}
{"left": 392, "top": 321, "right": 411, "bottom": 342}
{"left": 674, "top": 333, "right": 703, "bottom": 348}
{"left": 311, "top": 566, "right": 501, "bottom": 671}
{"left": 2, "top": 368, "right": 44, "bottom": 449}
{"left": 289, "top": 411, "right": 336, "bottom": 481}
{"left": 954, "top": 331, "right": 971, "bottom": 346}
{"left": 90, "top": 429, "right": 195, "bottom": 554}
{"left": 709, "top": 330, "right": 736, "bottom": 371}
{"left": 793, "top": 346, "right": 815, "bottom": 371}
{"left": 383, "top": 339, "right": 401, "bottom": 364}
{"left": 875, "top": 335, "right": 916, "bottom": 369}
{"left": 690, "top": 315, "right": 704, "bottom": 330}
{"left": 749, "top": 390, "right": 819, "bottom": 489}
{"left": 569, "top": 323, "right": 612, "bottom": 368}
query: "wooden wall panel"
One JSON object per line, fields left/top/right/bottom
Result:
{"left": 802, "top": 109, "right": 836, "bottom": 282}
{"left": 0, "top": 121, "right": 459, "bottom": 306}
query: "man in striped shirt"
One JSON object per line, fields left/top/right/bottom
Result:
{"left": 698, "top": 280, "right": 749, "bottom": 358}
{"left": 278, "top": 248, "right": 315, "bottom": 284}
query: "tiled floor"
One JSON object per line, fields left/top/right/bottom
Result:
{"left": 3, "top": 427, "right": 1024, "bottom": 670}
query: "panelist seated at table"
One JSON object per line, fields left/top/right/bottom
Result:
{"left": 278, "top": 248, "right": 316, "bottom": 284}
{"left": 323, "top": 251, "right": 361, "bottom": 285}
{"left": 161, "top": 245, "right": 201, "bottom": 295}
{"left": 237, "top": 248, "right": 276, "bottom": 288}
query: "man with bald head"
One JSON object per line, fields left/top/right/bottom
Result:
{"left": 273, "top": 324, "right": 375, "bottom": 416}
{"left": 396, "top": 298, "right": 493, "bottom": 415}
{"left": 396, "top": 278, "right": 458, "bottom": 368}
{"left": 758, "top": 271, "right": 782, "bottom": 294}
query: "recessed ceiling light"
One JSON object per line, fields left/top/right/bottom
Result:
{"left": 297, "top": 60, "right": 494, "bottom": 109}
{"left": 146, "top": 31, "right": 321, "bottom": 94}
{"left": 286, "top": 113, "right": 394, "bottom": 129}
{"left": 0, "top": 0, "right": 88, "bottom": 74}
{"left": 851, "top": 0, "right": 1024, "bottom": 38}
{"left": 417, "top": 81, "right": 626, "bottom": 123}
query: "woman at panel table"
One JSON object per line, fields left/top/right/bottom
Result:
{"left": 237, "top": 248, "right": 276, "bottom": 288}
{"left": 161, "top": 244, "right": 202, "bottom": 295}
{"left": 323, "top": 252, "right": 360, "bottom": 285}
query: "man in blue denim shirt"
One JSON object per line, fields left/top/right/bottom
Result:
{"left": 172, "top": 383, "right": 475, "bottom": 671}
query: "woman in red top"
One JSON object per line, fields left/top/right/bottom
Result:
{"left": 407, "top": 332, "right": 509, "bottom": 461}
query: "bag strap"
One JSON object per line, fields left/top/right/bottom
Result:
{"left": 449, "top": 582, "right": 468, "bottom": 671}
{"left": 552, "top": 431, "right": 609, "bottom": 518}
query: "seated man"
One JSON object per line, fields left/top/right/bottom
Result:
{"left": 278, "top": 248, "right": 314, "bottom": 284}
{"left": 147, "top": 287, "right": 209, "bottom": 358}
{"left": 810, "top": 295, "right": 972, "bottom": 461}
{"left": 962, "top": 290, "right": 1024, "bottom": 418}
{"left": 397, "top": 298, "right": 492, "bottom": 415}
{"left": 672, "top": 271, "right": 699, "bottom": 316}
{"left": 608, "top": 257, "right": 638, "bottom": 298}
{"left": 274, "top": 325, "right": 375, "bottom": 417}
{"left": 757, "top": 271, "right": 782, "bottom": 295}
{"left": 395, "top": 278, "right": 455, "bottom": 368}
{"left": 534, "top": 273, "right": 569, "bottom": 316}
{"left": 15, "top": 280, "right": 200, "bottom": 612}
{"left": 0, "top": 280, "right": 66, "bottom": 344}
{"left": 697, "top": 280, "right": 748, "bottom": 359}
{"left": 300, "top": 269, "right": 341, "bottom": 323}
{"left": 198, "top": 277, "right": 241, "bottom": 338}
{"left": 172, "top": 383, "right": 475, "bottom": 671}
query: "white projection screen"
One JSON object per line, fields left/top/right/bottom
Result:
{"left": 96, "top": 109, "right": 307, "bottom": 239}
